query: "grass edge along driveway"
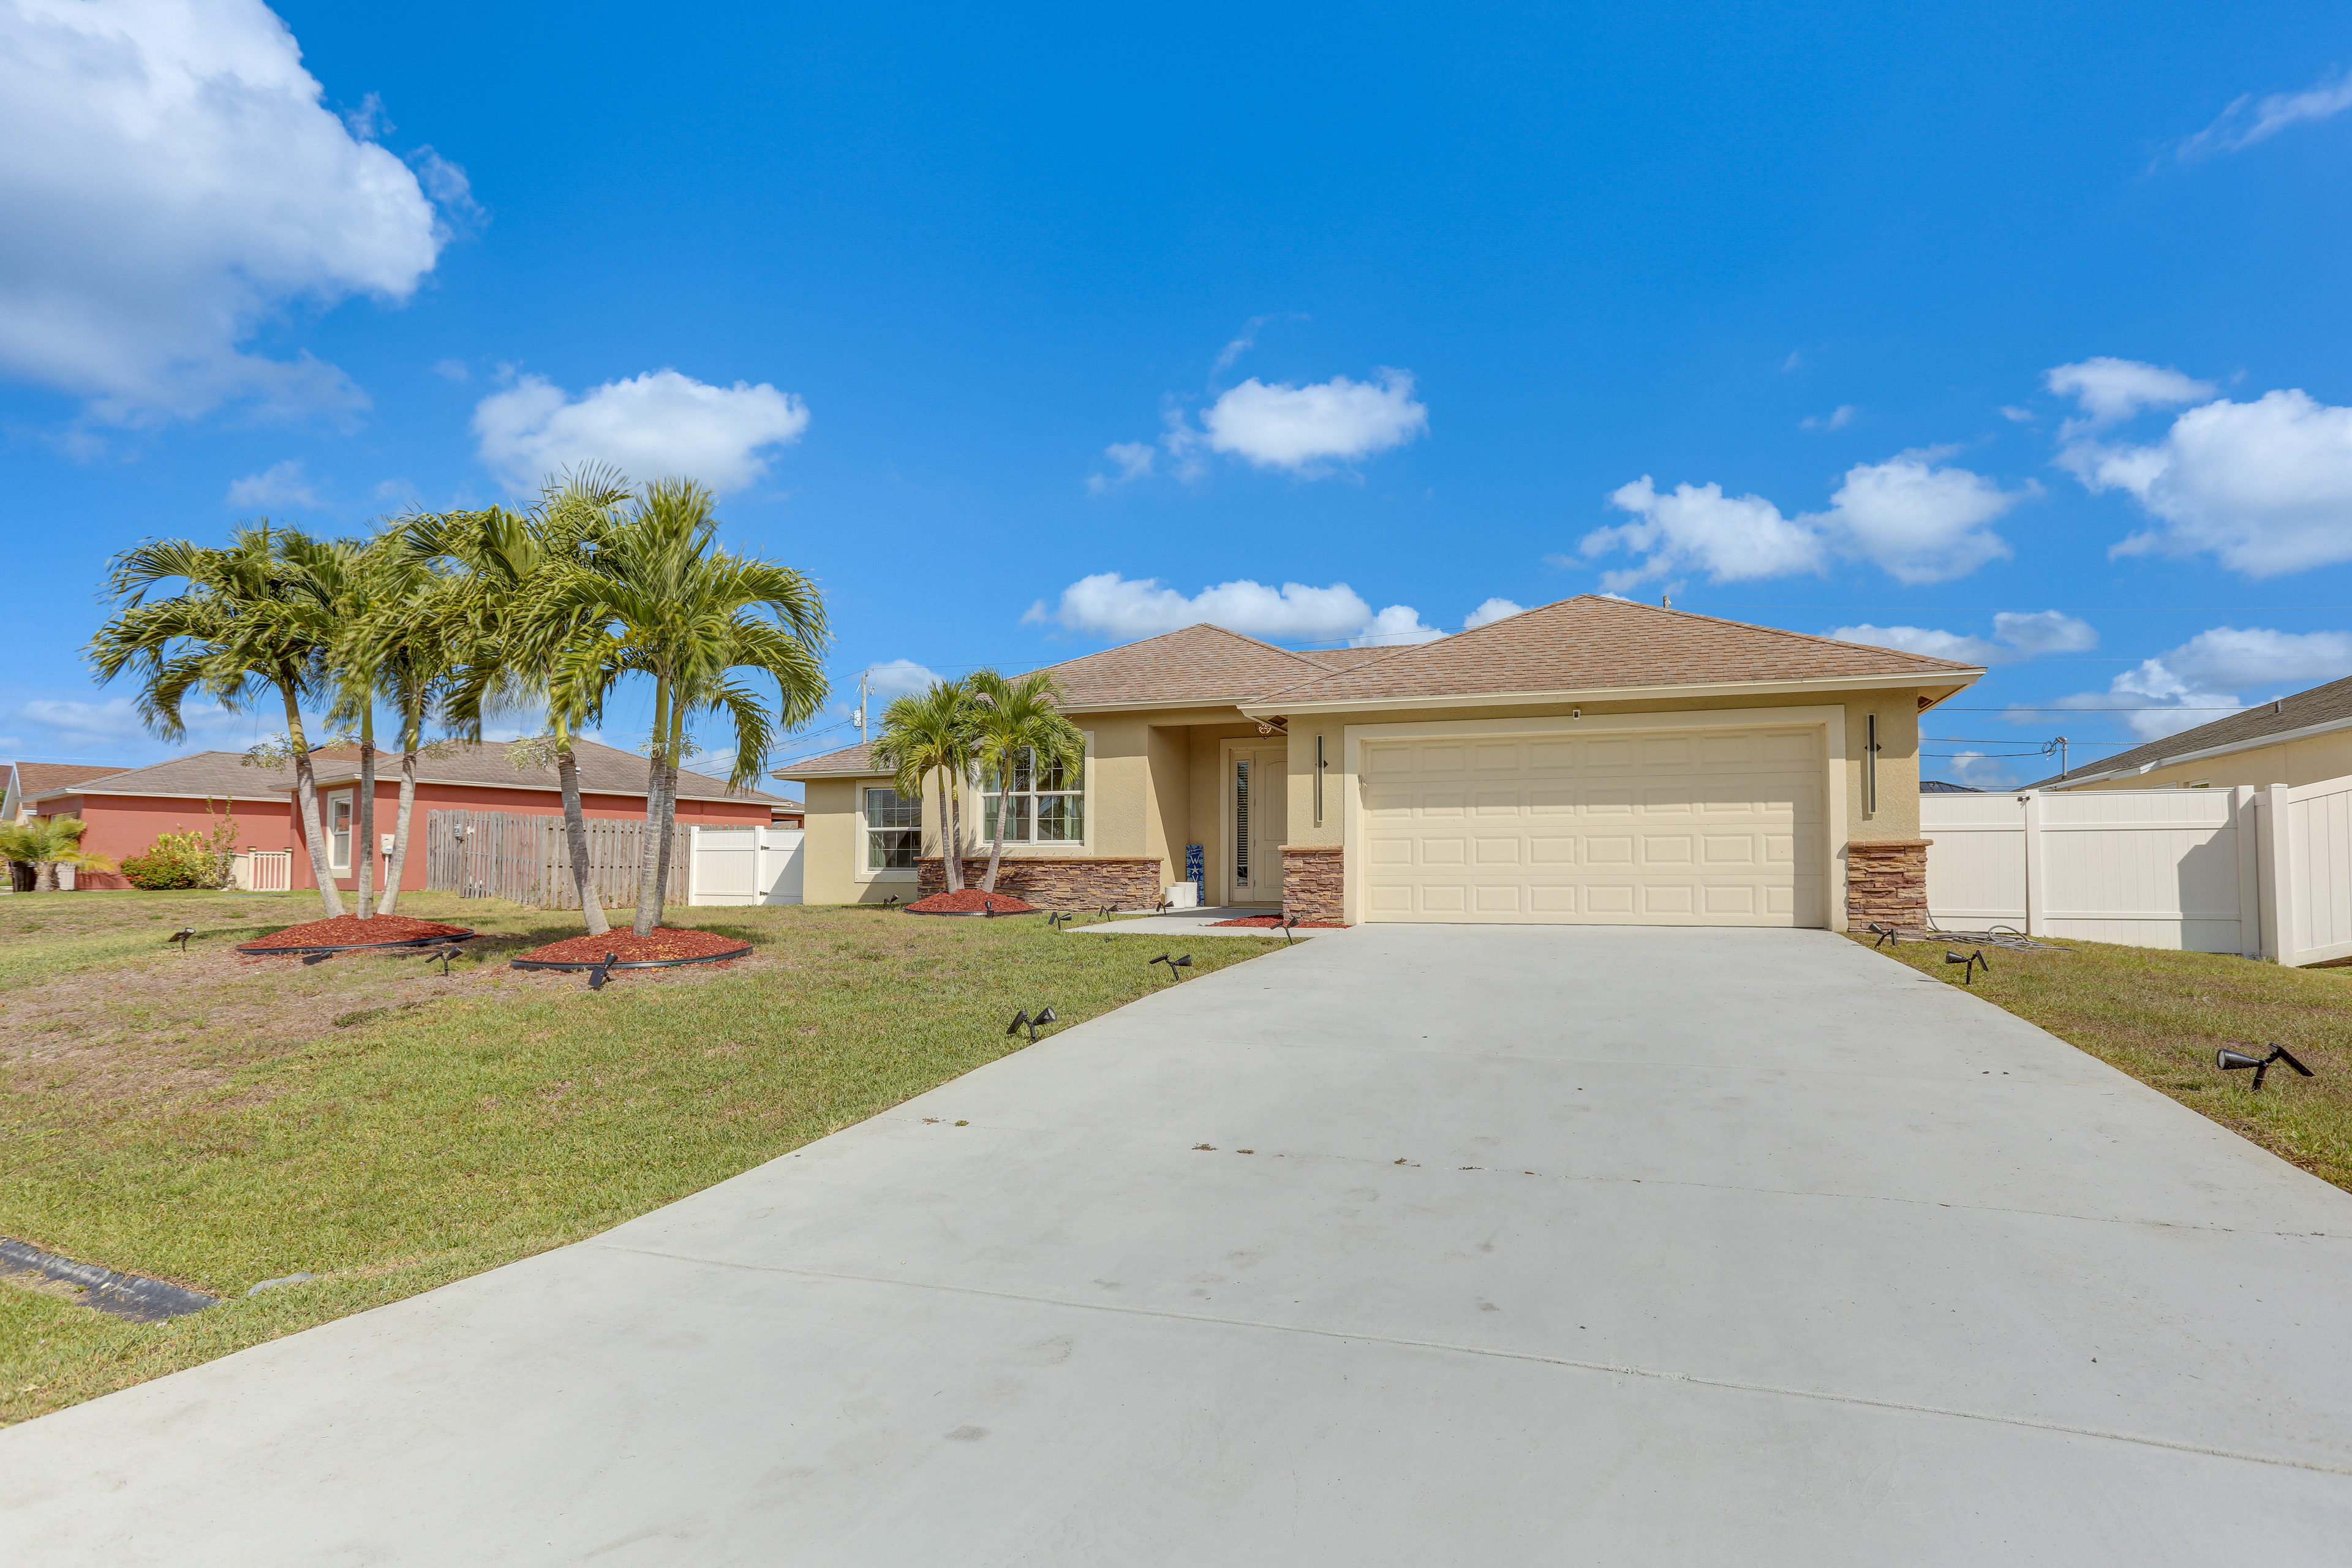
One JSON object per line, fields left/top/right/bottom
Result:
{"left": 1, "top": 893, "right": 1279, "bottom": 1427}
{"left": 1848, "top": 931, "right": 2352, "bottom": 1193}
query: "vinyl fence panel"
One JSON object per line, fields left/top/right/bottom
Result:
{"left": 1918, "top": 791, "right": 2027, "bottom": 927}
{"left": 2265, "top": 775, "right": 2352, "bottom": 967}
{"left": 687, "top": 824, "right": 803, "bottom": 906}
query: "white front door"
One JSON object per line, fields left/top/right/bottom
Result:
{"left": 1229, "top": 745, "right": 1288, "bottom": 904}
{"left": 1359, "top": 726, "right": 1824, "bottom": 925}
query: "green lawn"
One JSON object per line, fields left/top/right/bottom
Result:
{"left": 0, "top": 890, "right": 1276, "bottom": 1426}
{"left": 1850, "top": 931, "right": 2352, "bottom": 1191}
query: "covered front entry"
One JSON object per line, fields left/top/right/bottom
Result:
{"left": 1225, "top": 741, "right": 1288, "bottom": 905}
{"left": 1358, "top": 724, "right": 1825, "bottom": 925}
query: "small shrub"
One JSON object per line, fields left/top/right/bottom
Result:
{"left": 121, "top": 806, "right": 242, "bottom": 891}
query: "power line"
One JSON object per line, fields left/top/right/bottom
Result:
{"left": 1940, "top": 706, "right": 2243, "bottom": 711}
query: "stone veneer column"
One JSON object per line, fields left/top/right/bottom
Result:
{"left": 1845, "top": 839, "right": 1931, "bottom": 930}
{"left": 916, "top": 856, "right": 1163, "bottom": 908}
{"left": 1281, "top": 845, "right": 1345, "bottom": 924}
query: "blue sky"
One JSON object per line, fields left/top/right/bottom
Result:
{"left": 6, "top": 1, "right": 2352, "bottom": 789}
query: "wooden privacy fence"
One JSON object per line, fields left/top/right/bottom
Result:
{"left": 425, "top": 809, "right": 688, "bottom": 908}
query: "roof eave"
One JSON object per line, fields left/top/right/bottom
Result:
{"left": 279, "top": 774, "right": 780, "bottom": 804}
{"left": 2040, "top": 710, "right": 2352, "bottom": 791}
{"left": 1240, "top": 669, "right": 1985, "bottom": 717}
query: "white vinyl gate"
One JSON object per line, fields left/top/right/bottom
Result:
{"left": 687, "top": 824, "right": 804, "bottom": 907}
{"left": 1922, "top": 777, "right": 2352, "bottom": 965}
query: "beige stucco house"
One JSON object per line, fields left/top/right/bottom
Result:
{"left": 777, "top": 596, "right": 1981, "bottom": 928}
{"left": 2033, "top": 672, "right": 2352, "bottom": 793}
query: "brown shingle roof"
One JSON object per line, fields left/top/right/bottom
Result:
{"left": 1038, "top": 624, "right": 1336, "bottom": 708}
{"left": 775, "top": 741, "right": 881, "bottom": 778}
{"left": 299, "top": 739, "right": 788, "bottom": 804}
{"left": 11, "top": 762, "right": 124, "bottom": 801}
{"left": 1289, "top": 646, "right": 1400, "bottom": 671}
{"left": 31, "top": 751, "right": 297, "bottom": 802}
{"left": 1256, "top": 596, "right": 1980, "bottom": 706}
{"left": 2034, "top": 671, "right": 2352, "bottom": 788}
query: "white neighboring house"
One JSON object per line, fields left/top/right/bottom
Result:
{"left": 2032, "top": 673, "right": 2352, "bottom": 793}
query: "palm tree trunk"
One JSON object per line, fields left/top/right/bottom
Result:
{"left": 650, "top": 706, "right": 684, "bottom": 924}
{"left": 285, "top": 683, "right": 344, "bottom": 918}
{"left": 34, "top": 860, "right": 58, "bottom": 894}
{"left": 379, "top": 745, "right": 419, "bottom": 918}
{"left": 631, "top": 678, "right": 671, "bottom": 938}
{"left": 982, "top": 749, "right": 1010, "bottom": 893}
{"left": 940, "top": 763, "right": 963, "bottom": 892}
{"left": 354, "top": 713, "right": 377, "bottom": 919}
{"left": 557, "top": 737, "right": 608, "bottom": 936}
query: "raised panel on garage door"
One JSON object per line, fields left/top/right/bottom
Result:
{"left": 1358, "top": 727, "right": 1823, "bottom": 927}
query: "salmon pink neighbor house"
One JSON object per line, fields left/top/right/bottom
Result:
{"left": 777, "top": 597, "right": 1983, "bottom": 928}
{"left": 21, "top": 741, "right": 796, "bottom": 894}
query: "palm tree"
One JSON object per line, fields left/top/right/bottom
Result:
{"left": 547, "top": 479, "right": 828, "bottom": 936}
{"left": 333, "top": 531, "right": 462, "bottom": 919}
{"left": 967, "top": 669, "right": 1085, "bottom": 894}
{"left": 410, "top": 468, "right": 631, "bottom": 933}
{"left": 868, "top": 679, "right": 977, "bottom": 893}
{"left": 282, "top": 533, "right": 394, "bottom": 918}
{"left": 89, "top": 525, "right": 346, "bottom": 916}
{"left": 0, "top": 816, "right": 116, "bottom": 893}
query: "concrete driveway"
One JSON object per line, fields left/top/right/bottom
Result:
{"left": 6, "top": 927, "right": 2351, "bottom": 1564}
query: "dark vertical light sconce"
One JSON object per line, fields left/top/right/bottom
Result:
{"left": 1314, "top": 735, "right": 1327, "bottom": 826}
{"left": 1864, "top": 713, "right": 1880, "bottom": 816}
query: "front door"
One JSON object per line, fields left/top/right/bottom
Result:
{"left": 1229, "top": 745, "right": 1289, "bottom": 905}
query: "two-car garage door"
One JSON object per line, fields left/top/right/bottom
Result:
{"left": 1359, "top": 726, "right": 1825, "bottom": 925}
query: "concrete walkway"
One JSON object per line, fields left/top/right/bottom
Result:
{"left": 1063, "top": 903, "right": 1337, "bottom": 937}
{"left": 6, "top": 927, "right": 2351, "bottom": 1564}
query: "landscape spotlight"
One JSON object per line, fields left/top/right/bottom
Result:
{"left": 1046, "top": 911, "right": 1072, "bottom": 930}
{"left": 1945, "top": 949, "right": 1989, "bottom": 984}
{"left": 170, "top": 925, "right": 197, "bottom": 953}
{"left": 1867, "top": 921, "right": 1900, "bottom": 949}
{"left": 1280, "top": 914, "right": 1301, "bottom": 945}
{"left": 2215, "top": 1042, "right": 2314, "bottom": 1092}
{"left": 587, "top": 951, "right": 619, "bottom": 992}
{"left": 1148, "top": 953, "right": 1194, "bottom": 981}
{"left": 1006, "top": 1006, "right": 1059, "bottom": 1043}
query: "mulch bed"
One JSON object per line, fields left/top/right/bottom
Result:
{"left": 904, "top": 888, "right": 1040, "bottom": 916}
{"left": 512, "top": 929, "right": 751, "bottom": 965}
{"left": 239, "top": 914, "right": 470, "bottom": 951}
{"left": 1208, "top": 916, "right": 1346, "bottom": 929}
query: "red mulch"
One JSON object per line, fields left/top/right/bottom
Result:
{"left": 241, "top": 914, "right": 469, "bottom": 949}
{"left": 515, "top": 929, "right": 750, "bottom": 965}
{"left": 904, "top": 888, "right": 1041, "bottom": 915}
{"left": 1208, "top": 916, "right": 1346, "bottom": 928}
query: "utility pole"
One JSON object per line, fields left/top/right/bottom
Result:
{"left": 854, "top": 669, "right": 869, "bottom": 740}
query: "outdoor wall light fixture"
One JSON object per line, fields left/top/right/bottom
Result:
{"left": 1148, "top": 953, "right": 1193, "bottom": 981}
{"left": 2215, "top": 1043, "right": 2313, "bottom": 1092}
{"left": 1945, "top": 949, "right": 1989, "bottom": 984}
{"left": 1007, "top": 1006, "right": 1058, "bottom": 1042}
{"left": 170, "top": 925, "right": 197, "bottom": 952}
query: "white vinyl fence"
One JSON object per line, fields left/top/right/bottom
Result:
{"left": 685, "top": 824, "right": 803, "bottom": 907}
{"left": 1922, "top": 777, "right": 2352, "bottom": 965}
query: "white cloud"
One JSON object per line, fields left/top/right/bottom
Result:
{"left": 862, "top": 658, "right": 941, "bottom": 700}
{"left": 1085, "top": 440, "right": 1156, "bottom": 494}
{"left": 1934, "top": 752, "right": 2016, "bottom": 790}
{"left": 1780, "top": 350, "right": 1804, "bottom": 372}
{"left": 225, "top": 459, "right": 320, "bottom": 510}
{"left": 1588, "top": 452, "right": 2026, "bottom": 590}
{"left": 2177, "top": 69, "right": 2352, "bottom": 158}
{"left": 1350, "top": 606, "right": 1443, "bottom": 647}
{"left": 1199, "top": 370, "right": 1428, "bottom": 472}
{"left": 1828, "top": 625, "right": 2005, "bottom": 664}
{"left": 434, "top": 358, "right": 470, "bottom": 382}
{"left": 472, "top": 369, "right": 810, "bottom": 495}
{"left": 1997, "top": 405, "right": 2035, "bottom": 423}
{"left": 0, "top": 0, "right": 454, "bottom": 423}
{"left": 2065, "top": 387, "right": 2352, "bottom": 577}
{"left": 2048, "top": 626, "right": 2352, "bottom": 741}
{"left": 1801, "top": 405, "right": 1860, "bottom": 431}
{"left": 1463, "top": 597, "right": 1525, "bottom": 630}
{"left": 1024, "top": 571, "right": 1432, "bottom": 647}
{"left": 2044, "top": 356, "right": 2214, "bottom": 439}
{"left": 1992, "top": 610, "right": 2098, "bottom": 655}
{"left": 4, "top": 695, "right": 257, "bottom": 754}
{"left": 1829, "top": 610, "right": 2095, "bottom": 668}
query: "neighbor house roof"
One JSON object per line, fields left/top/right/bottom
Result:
{"left": 2031, "top": 672, "right": 2352, "bottom": 789}
{"left": 28, "top": 751, "right": 297, "bottom": 804}
{"left": 1250, "top": 596, "right": 1981, "bottom": 709}
{"left": 295, "top": 739, "right": 790, "bottom": 805}
{"left": 775, "top": 740, "right": 882, "bottom": 778}
{"left": 9, "top": 762, "right": 122, "bottom": 802}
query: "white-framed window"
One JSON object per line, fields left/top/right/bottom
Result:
{"left": 862, "top": 786, "right": 921, "bottom": 871}
{"left": 328, "top": 791, "right": 353, "bottom": 873}
{"left": 980, "top": 747, "right": 1084, "bottom": 844}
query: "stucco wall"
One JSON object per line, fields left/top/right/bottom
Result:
{"left": 37, "top": 792, "right": 292, "bottom": 891}
{"left": 2064, "top": 728, "right": 2352, "bottom": 793}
